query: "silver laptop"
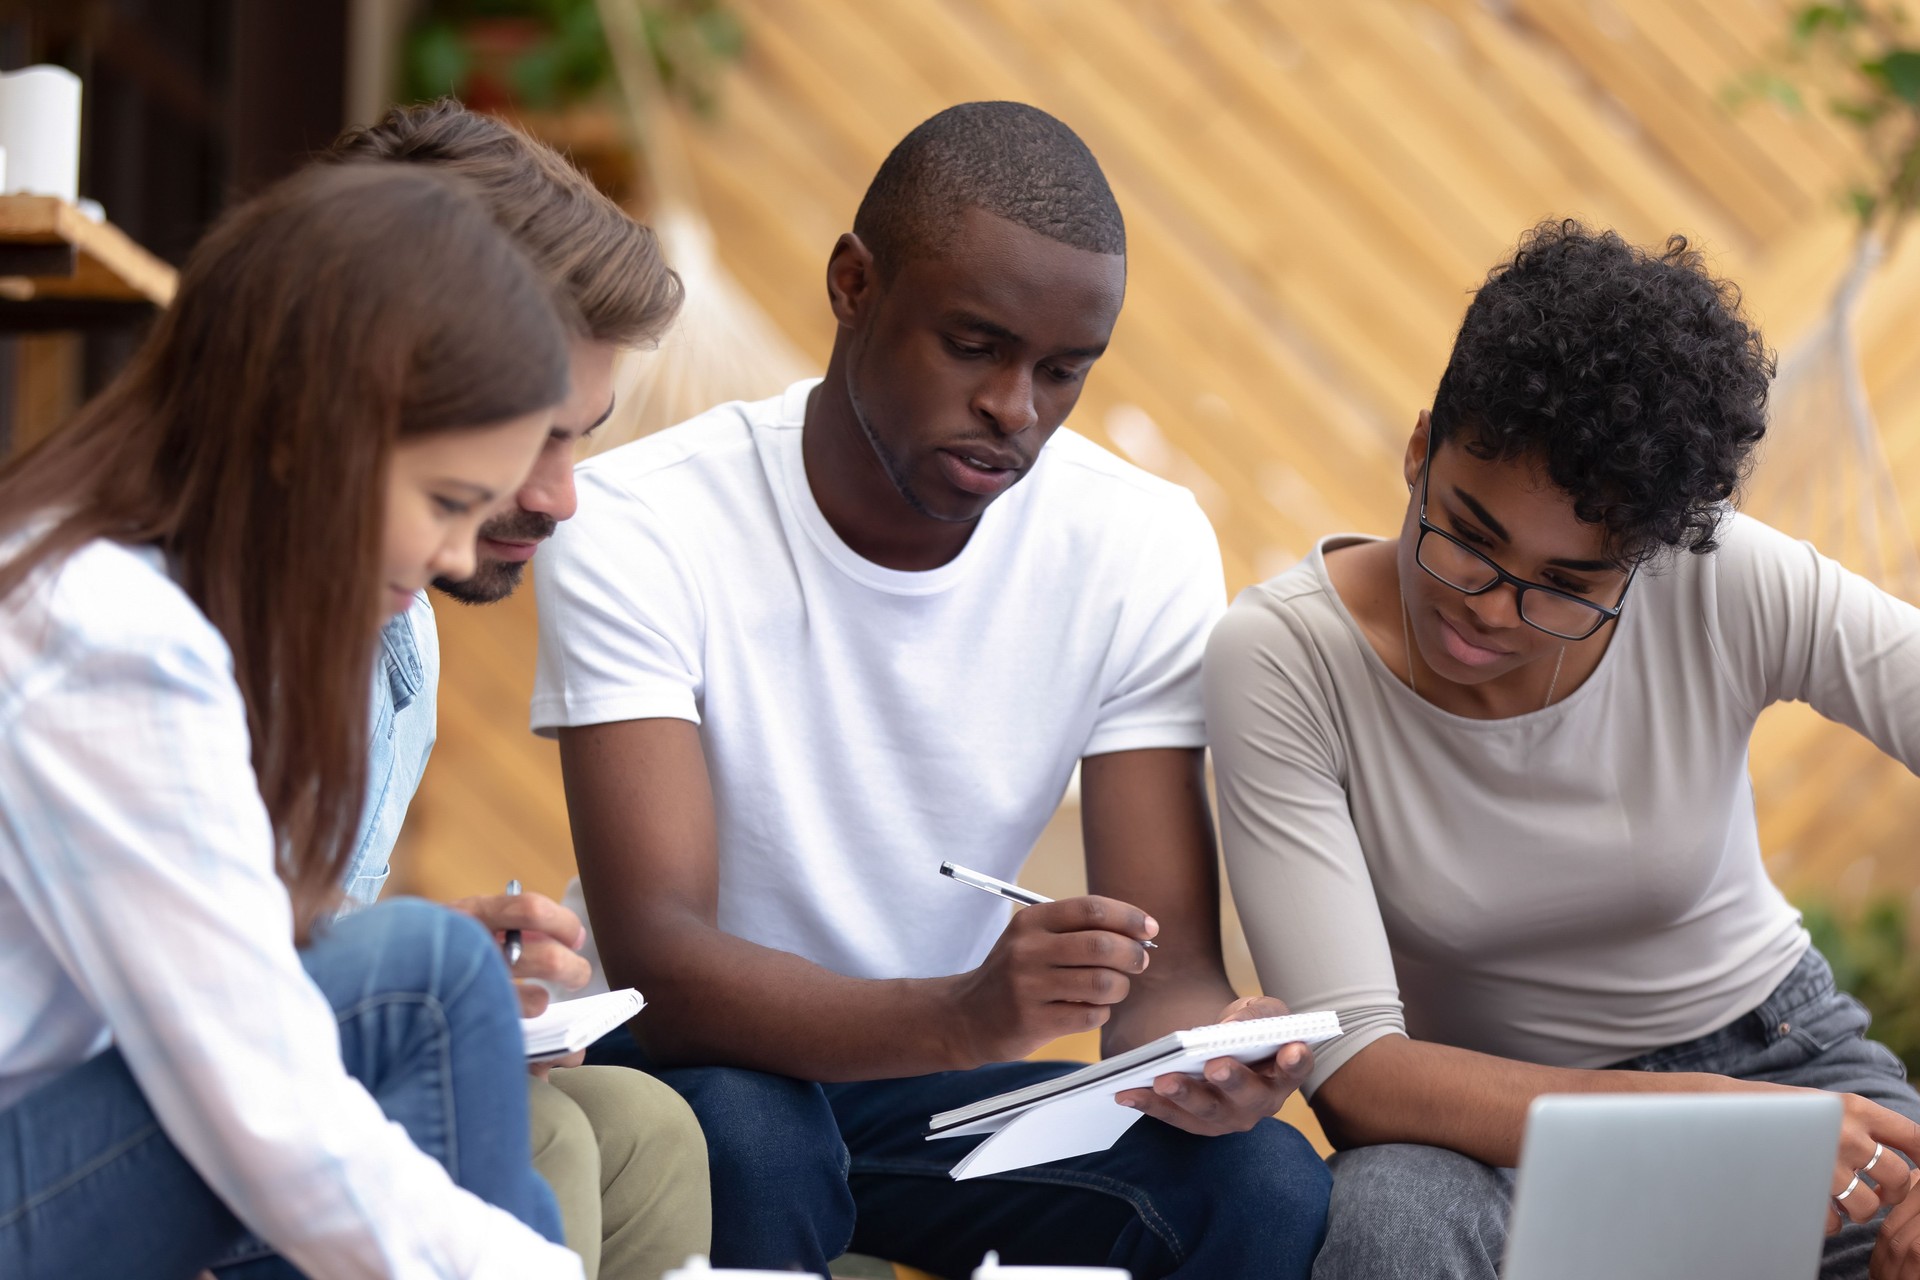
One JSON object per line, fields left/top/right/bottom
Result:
{"left": 1502, "top": 1093, "right": 1843, "bottom": 1280}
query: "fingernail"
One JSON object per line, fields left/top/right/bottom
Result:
{"left": 1144, "top": 915, "right": 1160, "bottom": 937}
{"left": 1119, "top": 1097, "right": 1140, "bottom": 1110}
{"left": 1207, "top": 1064, "right": 1230, "bottom": 1083}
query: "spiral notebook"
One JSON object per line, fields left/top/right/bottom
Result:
{"left": 522, "top": 988, "right": 644, "bottom": 1063}
{"left": 926, "top": 1010, "right": 1341, "bottom": 1180}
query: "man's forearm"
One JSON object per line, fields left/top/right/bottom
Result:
{"left": 607, "top": 910, "right": 976, "bottom": 1081}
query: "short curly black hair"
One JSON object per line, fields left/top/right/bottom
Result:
{"left": 1430, "top": 220, "right": 1774, "bottom": 564}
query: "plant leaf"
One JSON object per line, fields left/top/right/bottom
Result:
{"left": 510, "top": 40, "right": 564, "bottom": 109}
{"left": 1874, "top": 50, "right": 1920, "bottom": 105}
{"left": 1829, "top": 96, "right": 1888, "bottom": 125}
{"left": 404, "top": 21, "right": 470, "bottom": 103}
{"left": 1794, "top": 3, "right": 1856, "bottom": 41}
{"left": 1796, "top": 894, "right": 1920, "bottom": 1076}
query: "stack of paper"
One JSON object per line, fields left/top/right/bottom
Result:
{"left": 928, "top": 1010, "right": 1341, "bottom": 1179}
{"left": 523, "top": 988, "right": 645, "bottom": 1063}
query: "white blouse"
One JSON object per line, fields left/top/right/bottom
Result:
{"left": 0, "top": 535, "right": 580, "bottom": 1279}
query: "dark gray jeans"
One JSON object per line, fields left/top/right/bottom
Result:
{"left": 1313, "top": 947, "right": 1920, "bottom": 1280}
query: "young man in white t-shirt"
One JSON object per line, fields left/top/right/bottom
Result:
{"left": 532, "top": 102, "right": 1330, "bottom": 1278}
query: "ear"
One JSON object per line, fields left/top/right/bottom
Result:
{"left": 1404, "top": 410, "right": 1432, "bottom": 493}
{"left": 826, "top": 233, "right": 877, "bottom": 329}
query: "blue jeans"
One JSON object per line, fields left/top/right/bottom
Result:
{"left": 0, "top": 899, "right": 562, "bottom": 1279}
{"left": 1312, "top": 946, "right": 1920, "bottom": 1280}
{"left": 587, "top": 1030, "right": 1331, "bottom": 1278}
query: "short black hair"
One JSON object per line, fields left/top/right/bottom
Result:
{"left": 1431, "top": 219, "right": 1773, "bottom": 564}
{"left": 852, "top": 101, "right": 1124, "bottom": 277}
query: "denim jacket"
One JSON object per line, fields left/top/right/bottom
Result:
{"left": 341, "top": 592, "right": 439, "bottom": 910}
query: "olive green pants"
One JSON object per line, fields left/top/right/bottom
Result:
{"left": 529, "top": 1066, "right": 712, "bottom": 1280}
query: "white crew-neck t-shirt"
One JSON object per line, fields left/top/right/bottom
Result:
{"left": 532, "top": 379, "right": 1225, "bottom": 983}
{"left": 1204, "top": 514, "right": 1920, "bottom": 1096}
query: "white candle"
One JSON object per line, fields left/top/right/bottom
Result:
{"left": 0, "top": 65, "right": 82, "bottom": 203}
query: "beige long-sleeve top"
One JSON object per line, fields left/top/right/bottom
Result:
{"left": 1205, "top": 514, "right": 1920, "bottom": 1096}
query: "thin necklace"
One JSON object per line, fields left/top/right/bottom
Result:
{"left": 1400, "top": 591, "right": 1566, "bottom": 711}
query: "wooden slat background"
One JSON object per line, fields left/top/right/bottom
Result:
{"left": 400, "top": 0, "right": 1920, "bottom": 952}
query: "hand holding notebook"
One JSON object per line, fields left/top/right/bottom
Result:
{"left": 927, "top": 1010, "right": 1341, "bottom": 1179}
{"left": 523, "top": 987, "right": 645, "bottom": 1064}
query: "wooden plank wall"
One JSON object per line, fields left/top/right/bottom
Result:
{"left": 402, "top": 0, "right": 1920, "bottom": 930}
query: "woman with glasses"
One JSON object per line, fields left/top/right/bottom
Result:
{"left": 1205, "top": 220, "right": 1920, "bottom": 1280}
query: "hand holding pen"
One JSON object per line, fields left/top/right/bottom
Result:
{"left": 940, "top": 862, "right": 1302, "bottom": 1136}
{"left": 939, "top": 860, "right": 1161, "bottom": 1065}
{"left": 941, "top": 862, "right": 1156, "bottom": 947}
{"left": 446, "top": 880, "right": 590, "bottom": 1019}
{"left": 503, "top": 879, "right": 523, "bottom": 966}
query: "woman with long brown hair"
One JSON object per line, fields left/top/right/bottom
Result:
{"left": 0, "top": 163, "right": 585, "bottom": 1277}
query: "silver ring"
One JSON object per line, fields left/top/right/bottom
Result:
{"left": 1863, "top": 1143, "right": 1888, "bottom": 1180}
{"left": 1836, "top": 1172, "right": 1865, "bottom": 1206}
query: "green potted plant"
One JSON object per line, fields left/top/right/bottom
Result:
{"left": 399, "top": 0, "right": 742, "bottom": 203}
{"left": 1733, "top": 3, "right": 1920, "bottom": 242}
{"left": 402, "top": 0, "right": 742, "bottom": 116}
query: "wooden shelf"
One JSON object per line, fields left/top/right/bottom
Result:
{"left": 0, "top": 195, "right": 176, "bottom": 307}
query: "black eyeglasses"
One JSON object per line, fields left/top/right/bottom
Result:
{"left": 1413, "top": 447, "right": 1636, "bottom": 642}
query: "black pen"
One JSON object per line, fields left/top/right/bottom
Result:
{"left": 939, "top": 860, "right": 1158, "bottom": 948}
{"left": 503, "top": 879, "right": 522, "bottom": 967}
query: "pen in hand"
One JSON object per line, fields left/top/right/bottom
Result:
{"left": 940, "top": 860, "right": 1157, "bottom": 948}
{"left": 503, "top": 879, "right": 522, "bottom": 967}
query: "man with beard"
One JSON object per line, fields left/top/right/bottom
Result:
{"left": 320, "top": 101, "right": 710, "bottom": 1280}
{"left": 533, "top": 102, "right": 1332, "bottom": 1278}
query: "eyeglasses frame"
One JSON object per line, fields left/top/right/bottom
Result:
{"left": 1412, "top": 444, "right": 1637, "bottom": 642}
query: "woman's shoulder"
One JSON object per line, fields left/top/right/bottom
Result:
{"left": 1668, "top": 509, "right": 1805, "bottom": 576}
{"left": 1224, "top": 537, "right": 1379, "bottom": 635}
{"left": 2, "top": 535, "right": 229, "bottom": 685}
{"left": 1211, "top": 540, "right": 1373, "bottom": 679}
{"left": 1658, "top": 510, "right": 1830, "bottom": 621}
